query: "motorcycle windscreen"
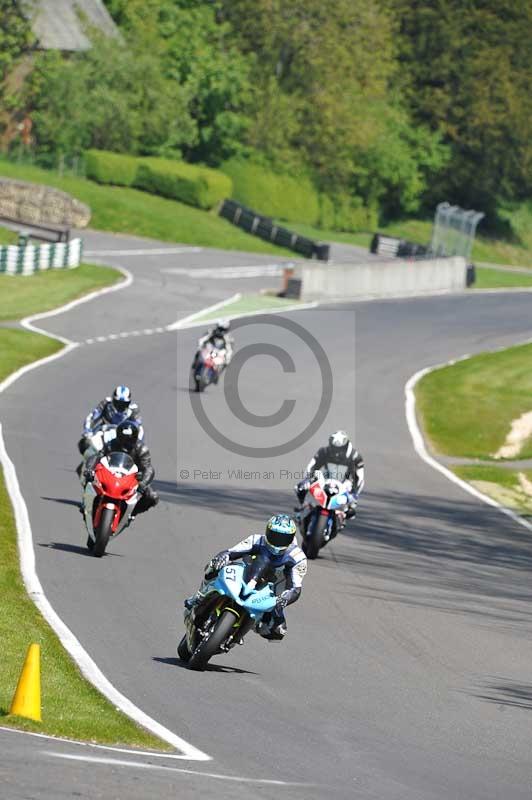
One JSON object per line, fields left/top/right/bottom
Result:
{"left": 106, "top": 452, "right": 135, "bottom": 472}
{"left": 243, "top": 552, "right": 274, "bottom": 585}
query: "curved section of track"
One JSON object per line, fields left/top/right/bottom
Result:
{"left": 2, "top": 233, "right": 532, "bottom": 799}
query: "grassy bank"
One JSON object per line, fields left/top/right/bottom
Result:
{"left": 191, "top": 292, "right": 304, "bottom": 324}
{"left": 0, "top": 334, "right": 167, "bottom": 746}
{"left": 474, "top": 267, "right": 532, "bottom": 289}
{"left": 0, "top": 159, "right": 291, "bottom": 256}
{"left": 453, "top": 465, "right": 532, "bottom": 518}
{"left": 416, "top": 342, "right": 532, "bottom": 460}
{"left": 0, "top": 263, "right": 120, "bottom": 322}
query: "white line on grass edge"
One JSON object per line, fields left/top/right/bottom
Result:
{"left": 405, "top": 352, "right": 532, "bottom": 534}
{"left": 0, "top": 265, "right": 210, "bottom": 761}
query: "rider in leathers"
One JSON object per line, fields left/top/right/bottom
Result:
{"left": 184, "top": 515, "right": 306, "bottom": 640}
{"left": 295, "top": 431, "right": 364, "bottom": 525}
{"left": 78, "top": 385, "right": 142, "bottom": 455}
{"left": 194, "top": 320, "right": 233, "bottom": 370}
{"left": 84, "top": 421, "right": 158, "bottom": 518}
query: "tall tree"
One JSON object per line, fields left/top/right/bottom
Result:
{"left": 391, "top": 0, "right": 532, "bottom": 215}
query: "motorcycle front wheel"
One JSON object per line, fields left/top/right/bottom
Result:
{"left": 188, "top": 609, "right": 238, "bottom": 671}
{"left": 302, "top": 512, "right": 328, "bottom": 559}
{"left": 93, "top": 506, "right": 115, "bottom": 557}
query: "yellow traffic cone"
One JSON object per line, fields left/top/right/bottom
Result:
{"left": 9, "top": 643, "right": 41, "bottom": 722}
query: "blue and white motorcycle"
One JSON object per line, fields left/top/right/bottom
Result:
{"left": 178, "top": 554, "right": 277, "bottom": 670}
{"left": 297, "top": 470, "right": 350, "bottom": 559}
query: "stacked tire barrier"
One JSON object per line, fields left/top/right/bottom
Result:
{"left": 370, "top": 232, "right": 428, "bottom": 258}
{"left": 0, "top": 238, "right": 83, "bottom": 275}
{"left": 219, "top": 199, "right": 330, "bottom": 261}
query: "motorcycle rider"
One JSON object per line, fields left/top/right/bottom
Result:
{"left": 78, "top": 385, "right": 142, "bottom": 455}
{"left": 295, "top": 431, "right": 364, "bottom": 525}
{"left": 184, "top": 514, "right": 306, "bottom": 641}
{"left": 83, "top": 420, "right": 158, "bottom": 519}
{"left": 193, "top": 319, "right": 233, "bottom": 372}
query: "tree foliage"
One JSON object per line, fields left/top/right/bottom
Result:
{"left": 391, "top": 0, "right": 532, "bottom": 217}
{"left": 2, "top": 0, "right": 530, "bottom": 225}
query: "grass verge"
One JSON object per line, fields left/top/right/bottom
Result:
{"left": 453, "top": 465, "right": 532, "bottom": 518}
{"left": 473, "top": 267, "right": 532, "bottom": 289}
{"left": 0, "top": 226, "right": 18, "bottom": 245}
{"left": 191, "top": 292, "right": 306, "bottom": 324}
{"left": 0, "top": 334, "right": 168, "bottom": 747}
{"left": 415, "top": 342, "right": 532, "bottom": 460}
{"left": 0, "top": 158, "right": 292, "bottom": 256}
{"left": 0, "top": 263, "right": 121, "bottom": 322}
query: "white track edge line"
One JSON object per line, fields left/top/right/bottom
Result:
{"left": 0, "top": 725, "right": 197, "bottom": 760}
{"left": 405, "top": 351, "right": 532, "bottom": 534}
{"left": 0, "top": 266, "right": 211, "bottom": 760}
{"left": 167, "top": 293, "right": 242, "bottom": 329}
{"left": 43, "top": 752, "right": 313, "bottom": 786}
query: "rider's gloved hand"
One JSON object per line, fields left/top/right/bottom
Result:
{"left": 206, "top": 552, "right": 230, "bottom": 576}
{"left": 275, "top": 591, "right": 290, "bottom": 613}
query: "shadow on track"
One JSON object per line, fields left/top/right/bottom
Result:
{"left": 154, "top": 479, "right": 291, "bottom": 520}
{"left": 473, "top": 679, "right": 532, "bottom": 710}
{"left": 153, "top": 656, "right": 258, "bottom": 675}
{"left": 326, "top": 488, "right": 532, "bottom": 626}
{"left": 41, "top": 496, "right": 81, "bottom": 508}
{"left": 38, "top": 542, "right": 122, "bottom": 557}
{"left": 154, "top": 480, "right": 532, "bottom": 625}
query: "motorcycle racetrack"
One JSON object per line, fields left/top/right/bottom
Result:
{"left": 1, "top": 230, "right": 532, "bottom": 799}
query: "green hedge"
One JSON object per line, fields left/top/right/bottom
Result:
{"left": 85, "top": 150, "right": 139, "bottom": 187}
{"left": 221, "top": 159, "right": 320, "bottom": 225}
{"left": 85, "top": 150, "right": 231, "bottom": 210}
{"left": 134, "top": 158, "right": 232, "bottom": 210}
{"left": 318, "top": 192, "right": 378, "bottom": 233}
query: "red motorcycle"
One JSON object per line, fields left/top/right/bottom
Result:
{"left": 191, "top": 345, "right": 226, "bottom": 392}
{"left": 82, "top": 452, "right": 139, "bottom": 557}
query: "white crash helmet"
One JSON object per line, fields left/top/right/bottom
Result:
{"left": 328, "top": 430, "right": 352, "bottom": 458}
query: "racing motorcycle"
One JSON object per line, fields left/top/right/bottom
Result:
{"left": 191, "top": 345, "right": 225, "bottom": 392}
{"left": 76, "top": 422, "right": 144, "bottom": 479}
{"left": 178, "top": 553, "right": 277, "bottom": 671}
{"left": 82, "top": 451, "right": 139, "bottom": 557}
{"left": 297, "top": 470, "right": 350, "bottom": 559}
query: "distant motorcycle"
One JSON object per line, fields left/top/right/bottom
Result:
{"left": 297, "top": 470, "right": 350, "bottom": 559}
{"left": 178, "top": 553, "right": 277, "bottom": 670}
{"left": 191, "top": 345, "right": 225, "bottom": 392}
{"left": 82, "top": 451, "right": 139, "bottom": 557}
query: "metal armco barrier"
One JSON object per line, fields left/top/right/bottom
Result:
{"left": 219, "top": 199, "right": 330, "bottom": 261}
{"left": 0, "top": 237, "right": 83, "bottom": 275}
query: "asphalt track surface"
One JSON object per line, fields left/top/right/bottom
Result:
{"left": 1, "top": 230, "right": 532, "bottom": 799}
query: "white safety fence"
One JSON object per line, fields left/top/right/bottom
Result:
{"left": 0, "top": 238, "right": 83, "bottom": 275}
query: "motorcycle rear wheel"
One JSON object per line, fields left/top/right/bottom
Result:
{"left": 93, "top": 506, "right": 114, "bottom": 557}
{"left": 302, "top": 512, "right": 328, "bottom": 559}
{"left": 188, "top": 609, "right": 238, "bottom": 671}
